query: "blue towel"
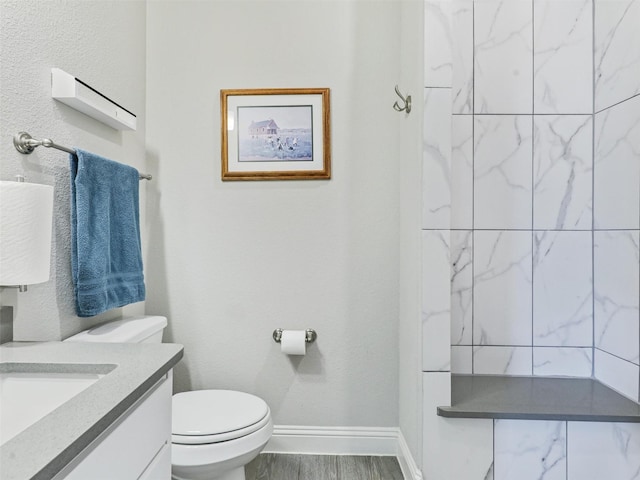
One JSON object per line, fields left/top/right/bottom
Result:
{"left": 70, "top": 149, "right": 145, "bottom": 317}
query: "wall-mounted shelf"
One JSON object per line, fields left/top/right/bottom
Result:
{"left": 51, "top": 68, "right": 137, "bottom": 131}
{"left": 438, "top": 374, "right": 640, "bottom": 423}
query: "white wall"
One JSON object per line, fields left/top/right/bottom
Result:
{"left": 0, "top": 0, "right": 147, "bottom": 341}
{"left": 398, "top": 0, "right": 425, "bottom": 469}
{"left": 146, "top": 1, "right": 402, "bottom": 427}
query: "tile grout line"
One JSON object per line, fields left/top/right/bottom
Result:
{"left": 471, "top": 0, "right": 476, "bottom": 376}
{"left": 565, "top": 420, "right": 569, "bottom": 479}
{"left": 591, "top": 0, "right": 596, "bottom": 380}
{"left": 455, "top": 344, "right": 597, "bottom": 349}
{"left": 424, "top": 227, "right": 639, "bottom": 232}
{"left": 531, "top": 0, "right": 536, "bottom": 377}
{"left": 492, "top": 419, "right": 496, "bottom": 477}
{"left": 594, "top": 346, "right": 640, "bottom": 366}
{"left": 457, "top": 113, "right": 598, "bottom": 116}
{"left": 593, "top": 92, "right": 640, "bottom": 115}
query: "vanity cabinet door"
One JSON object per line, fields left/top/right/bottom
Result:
{"left": 55, "top": 373, "right": 172, "bottom": 480}
{"left": 139, "top": 443, "right": 172, "bottom": 480}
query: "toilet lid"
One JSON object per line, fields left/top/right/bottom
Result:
{"left": 172, "top": 390, "right": 270, "bottom": 445}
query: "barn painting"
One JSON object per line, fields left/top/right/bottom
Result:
{"left": 237, "top": 105, "right": 313, "bottom": 162}
{"left": 248, "top": 119, "right": 279, "bottom": 136}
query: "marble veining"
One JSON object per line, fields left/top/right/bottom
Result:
{"left": 451, "top": 115, "right": 473, "bottom": 229}
{"left": 474, "top": 346, "right": 532, "bottom": 375}
{"left": 474, "top": 115, "right": 533, "bottom": 229}
{"left": 533, "top": 0, "right": 593, "bottom": 114}
{"left": 494, "top": 420, "right": 566, "bottom": 480}
{"left": 594, "top": 95, "right": 640, "bottom": 229}
{"left": 474, "top": 0, "right": 533, "bottom": 114}
{"left": 568, "top": 422, "right": 640, "bottom": 479}
{"left": 594, "top": 231, "right": 640, "bottom": 365}
{"left": 594, "top": 0, "right": 640, "bottom": 111}
{"left": 440, "top": 418, "right": 495, "bottom": 479}
{"left": 452, "top": 0, "right": 474, "bottom": 113}
{"left": 533, "top": 116, "right": 593, "bottom": 230}
{"left": 533, "top": 231, "right": 592, "bottom": 347}
{"left": 423, "top": 88, "right": 452, "bottom": 229}
{"left": 425, "top": 0, "right": 453, "bottom": 87}
{"left": 451, "top": 230, "right": 473, "bottom": 346}
{"left": 533, "top": 347, "right": 593, "bottom": 377}
{"left": 473, "top": 231, "right": 532, "bottom": 346}
{"left": 422, "top": 230, "right": 452, "bottom": 371}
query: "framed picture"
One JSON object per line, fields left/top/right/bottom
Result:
{"left": 221, "top": 88, "right": 331, "bottom": 180}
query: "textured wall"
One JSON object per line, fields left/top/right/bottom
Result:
{"left": 146, "top": 1, "right": 401, "bottom": 427}
{"left": 0, "top": 0, "right": 147, "bottom": 340}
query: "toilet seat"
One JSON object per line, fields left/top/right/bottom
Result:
{"left": 172, "top": 390, "right": 271, "bottom": 445}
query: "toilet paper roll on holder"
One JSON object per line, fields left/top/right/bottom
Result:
{"left": 273, "top": 328, "right": 317, "bottom": 344}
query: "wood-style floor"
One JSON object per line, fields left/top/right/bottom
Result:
{"left": 245, "top": 453, "right": 404, "bottom": 480}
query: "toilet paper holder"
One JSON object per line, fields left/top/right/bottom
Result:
{"left": 273, "top": 328, "right": 317, "bottom": 344}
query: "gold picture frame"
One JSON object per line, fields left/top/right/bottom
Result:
{"left": 221, "top": 88, "right": 331, "bottom": 181}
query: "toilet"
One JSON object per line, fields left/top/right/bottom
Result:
{"left": 65, "top": 315, "right": 273, "bottom": 480}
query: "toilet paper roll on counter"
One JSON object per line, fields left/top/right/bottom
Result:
{"left": 280, "top": 330, "right": 307, "bottom": 355}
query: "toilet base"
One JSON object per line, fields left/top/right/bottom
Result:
{"left": 217, "top": 467, "right": 245, "bottom": 480}
{"left": 171, "top": 442, "right": 265, "bottom": 480}
{"left": 172, "top": 466, "right": 244, "bottom": 480}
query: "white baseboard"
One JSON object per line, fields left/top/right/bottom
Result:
{"left": 264, "top": 425, "right": 398, "bottom": 455}
{"left": 264, "top": 426, "right": 422, "bottom": 480}
{"left": 396, "top": 430, "right": 424, "bottom": 480}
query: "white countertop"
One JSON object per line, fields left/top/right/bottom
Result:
{"left": 0, "top": 341, "right": 183, "bottom": 480}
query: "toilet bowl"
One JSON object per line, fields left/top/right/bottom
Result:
{"left": 65, "top": 315, "right": 273, "bottom": 480}
{"left": 172, "top": 390, "right": 273, "bottom": 480}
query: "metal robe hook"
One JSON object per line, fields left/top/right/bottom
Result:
{"left": 393, "top": 85, "right": 412, "bottom": 114}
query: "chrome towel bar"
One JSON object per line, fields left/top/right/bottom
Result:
{"left": 13, "top": 132, "right": 152, "bottom": 180}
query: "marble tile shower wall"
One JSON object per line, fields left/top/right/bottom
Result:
{"left": 421, "top": 1, "right": 640, "bottom": 478}
{"left": 423, "top": 0, "right": 640, "bottom": 402}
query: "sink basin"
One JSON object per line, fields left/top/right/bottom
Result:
{"left": 0, "top": 363, "right": 115, "bottom": 445}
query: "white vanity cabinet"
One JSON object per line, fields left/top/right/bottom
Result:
{"left": 53, "top": 372, "right": 172, "bottom": 480}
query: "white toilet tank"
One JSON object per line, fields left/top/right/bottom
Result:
{"left": 64, "top": 315, "right": 168, "bottom": 344}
